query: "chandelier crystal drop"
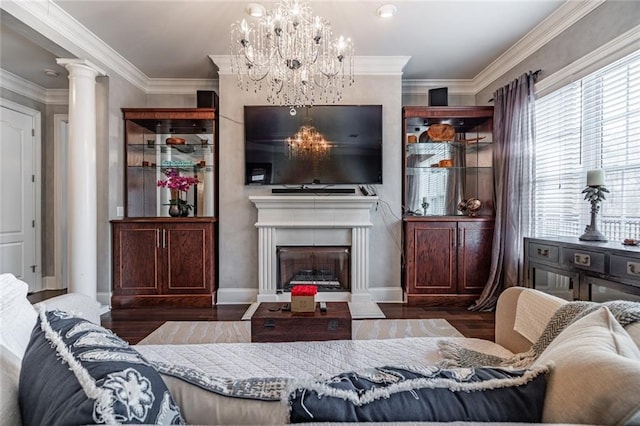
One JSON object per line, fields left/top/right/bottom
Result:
{"left": 230, "top": 0, "right": 355, "bottom": 107}
{"left": 285, "top": 122, "right": 331, "bottom": 160}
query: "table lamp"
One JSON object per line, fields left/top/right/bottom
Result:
{"left": 579, "top": 169, "right": 608, "bottom": 242}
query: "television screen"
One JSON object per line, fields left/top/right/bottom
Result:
{"left": 244, "top": 105, "right": 383, "bottom": 185}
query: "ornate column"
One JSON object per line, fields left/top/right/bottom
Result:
{"left": 56, "top": 59, "right": 105, "bottom": 300}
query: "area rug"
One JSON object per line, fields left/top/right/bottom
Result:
{"left": 137, "top": 318, "right": 462, "bottom": 345}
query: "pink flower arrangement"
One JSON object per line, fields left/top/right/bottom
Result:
{"left": 156, "top": 168, "right": 199, "bottom": 194}
{"left": 291, "top": 285, "right": 318, "bottom": 297}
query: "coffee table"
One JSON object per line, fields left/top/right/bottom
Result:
{"left": 251, "top": 302, "right": 351, "bottom": 342}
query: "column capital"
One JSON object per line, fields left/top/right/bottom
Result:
{"left": 56, "top": 58, "right": 106, "bottom": 77}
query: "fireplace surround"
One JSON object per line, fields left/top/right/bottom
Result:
{"left": 249, "top": 195, "right": 378, "bottom": 303}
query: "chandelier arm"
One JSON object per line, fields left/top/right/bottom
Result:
{"left": 230, "top": 0, "right": 353, "bottom": 107}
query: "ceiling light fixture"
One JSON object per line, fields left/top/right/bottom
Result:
{"left": 230, "top": 0, "right": 354, "bottom": 109}
{"left": 245, "top": 3, "right": 266, "bottom": 17}
{"left": 43, "top": 68, "right": 60, "bottom": 78}
{"left": 376, "top": 4, "right": 397, "bottom": 18}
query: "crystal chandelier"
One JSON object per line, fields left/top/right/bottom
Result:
{"left": 230, "top": 0, "right": 354, "bottom": 108}
{"left": 285, "top": 121, "right": 331, "bottom": 160}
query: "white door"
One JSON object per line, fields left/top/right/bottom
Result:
{"left": 0, "top": 103, "right": 38, "bottom": 290}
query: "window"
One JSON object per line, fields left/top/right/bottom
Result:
{"left": 533, "top": 50, "right": 640, "bottom": 241}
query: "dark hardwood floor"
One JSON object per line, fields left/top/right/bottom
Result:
{"left": 29, "top": 291, "right": 495, "bottom": 345}
{"left": 101, "top": 303, "right": 495, "bottom": 345}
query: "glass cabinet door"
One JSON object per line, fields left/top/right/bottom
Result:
{"left": 402, "top": 107, "right": 494, "bottom": 217}
{"left": 123, "top": 109, "right": 216, "bottom": 218}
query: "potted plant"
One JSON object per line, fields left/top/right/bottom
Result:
{"left": 156, "top": 168, "right": 200, "bottom": 217}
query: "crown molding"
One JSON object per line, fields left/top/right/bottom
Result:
{"left": 2, "top": 0, "right": 147, "bottom": 92}
{"left": 535, "top": 23, "right": 640, "bottom": 98}
{"left": 136, "top": 78, "right": 218, "bottom": 95}
{"left": 0, "top": 69, "right": 68, "bottom": 105}
{"left": 2, "top": 0, "right": 609, "bottom": 100}
{"left": 209, "top": 55, "right": 411, "bottom": 76}
{"left": 472, "top": 0, "right": 606, "bottom": 94}
{"left": 209, "top": 55, "right": 232, "bottom": 74}
{"left": 353, "top": 56, "right": 411, "bottom": 75}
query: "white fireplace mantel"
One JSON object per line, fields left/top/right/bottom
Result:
{"left": 249, "top": 195, "right": 378, "bottom": 303}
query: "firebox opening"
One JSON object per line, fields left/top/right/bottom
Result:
{"left": 277, "top": 246, "right": 350, "bottom": 292}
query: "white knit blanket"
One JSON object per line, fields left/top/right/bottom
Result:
{"left": 136, "top": 337, "right": 513, "bottom": 380}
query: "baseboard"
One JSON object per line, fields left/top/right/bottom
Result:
{"left": 41, "top": 276, "right": 61, "bottom": 290}
{"left": 216, "top": 288, "right": 259, "bottom": 304}
{"left": 217, "top": 287, "right": 404, "bottom": 304}
{"left": 369, "top": 286, "right": 404, "bottom": 303}
{"left": 97, "top": 291, "right": 111, "bottom": 308}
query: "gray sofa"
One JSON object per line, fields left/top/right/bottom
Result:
{"left": 2, "top": 272, "right": 640, "bottom": 425}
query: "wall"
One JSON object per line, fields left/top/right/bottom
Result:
{"left": 403, "top": 93, "right": 476, "bottom": 107}
{"left": 43, "top": 102, "right": 68, "bottom": 277}
{"left": 98, "top": 75, "right": 146, "bottom": 304}
{"left": 475, "top": 1, "right": 640, "bottom": 102}
{"left": 216, "top": 74, "right": 404, "bottom": 303}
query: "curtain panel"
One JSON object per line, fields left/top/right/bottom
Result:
{"left": 470, "top": 72, "right": 537, "bottom": 311}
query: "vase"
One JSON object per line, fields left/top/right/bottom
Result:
{"left": 168, "top": 203, "right": 181, "bottom": 217}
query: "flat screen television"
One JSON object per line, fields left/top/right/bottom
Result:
{"left": 244, "top": 105, "right": 383, "bottom": 185}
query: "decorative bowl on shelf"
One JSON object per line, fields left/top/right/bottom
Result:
{"left": 457, "top": 198, "right": 482, "bottom": 216}
{"left": 166, "top": 137, "right": 186, "bottom": 145}
{"left": 466, "top": 198, "right": 482, "bottom": 214}
{"left": 427, "top": 124, "right": 455, "bottom": 141}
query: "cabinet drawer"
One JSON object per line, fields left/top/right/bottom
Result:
{"left": 610, "top": 255, "right": 640, "bottom": 283}
{"left": 529, "top": 242, "right": 559, "bottom": 264}
{"left": 561, "top": 248, "right": 605, "bottom": 274}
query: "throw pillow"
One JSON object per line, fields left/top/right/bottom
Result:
{"left": 0, "top": 273, "right": 37, "bottom": 359}
{"left": 19, "top": 309, "right": 184, "bottom": 425}
{"left": 0, "top": 347, "right": 23, "bottom": 425}
{"left": 533, "top": 306, "right": 640, "bottom": 424}
{"left": 288, "top": 364, "right": 550, "bottom": 423}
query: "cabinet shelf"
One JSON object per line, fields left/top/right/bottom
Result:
{"left": 406, "top": 141, "right": 493, "bottom": 150}
{"left": 406, "top": 166, "right": 493, "bottom": 172}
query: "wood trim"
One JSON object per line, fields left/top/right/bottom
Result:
{"left": 406, "top": 293, "right": 480, "bottom": 307}
{"left": 111, "top": 294, "right": 213, "bottom": 308}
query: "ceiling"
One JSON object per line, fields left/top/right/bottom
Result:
{"left": 1, "top": 0, "right": 567, "bottom": 91}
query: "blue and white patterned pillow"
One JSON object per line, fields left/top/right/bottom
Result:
{"left": 19, "top": 309, "right": 184, "bottom": 425}
{"left": 288, "top": 365, "right": 549, "bottom": 423}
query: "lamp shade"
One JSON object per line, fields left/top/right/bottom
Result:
{"left": 587, "top": 169, "right": 605, "bottom": 187}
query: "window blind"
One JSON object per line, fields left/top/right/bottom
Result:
{"left": 533, "top": 49, "right": 640, "bottom": 241}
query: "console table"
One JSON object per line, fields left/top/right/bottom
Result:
{"left": 524, "top": 236, "right": 640, "bottom": 301}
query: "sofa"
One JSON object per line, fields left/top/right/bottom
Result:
{"left": 2, "top": 271, "right": 640, "bottom": 425}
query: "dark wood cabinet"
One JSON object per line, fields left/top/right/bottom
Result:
{"left": 112, "top": 107, "right": 219, "bottom": 308}
{"left": 402, "top": 106, "right": 495, "bottom": 307}
{"left": 111, "top": 217, "right": 216, "bottom": 308}
{"left": 524, "top": 236, "right": 640, "bottom": 302}
{"left": 403, "top": 203, "right": 494, "bottom": 306}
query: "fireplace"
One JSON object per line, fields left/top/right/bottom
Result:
{"left": 277, "top": 246, "right": 350, "bottom": 293}
{"left": 249, "top": 195, "right": 378, "bottom": 303}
